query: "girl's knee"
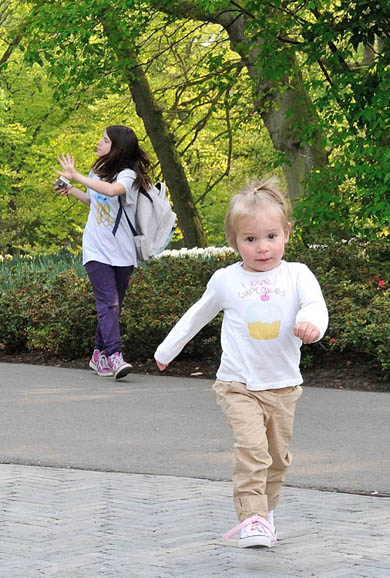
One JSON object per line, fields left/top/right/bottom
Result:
{"left": 97, "top": 303, "right": 120, "bottom": 317}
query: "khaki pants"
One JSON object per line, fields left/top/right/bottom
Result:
{"left": 213, "top": 380, "right": 302, "bottom": 522}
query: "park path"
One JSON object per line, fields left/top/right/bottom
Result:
{"left": 1, "top": 464, "right": 389, "bottom": 577}
{"left": 0, "top": 363, "right": 389, "bottom": 577}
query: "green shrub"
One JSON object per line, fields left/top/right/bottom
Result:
{"left": 0, "top": 286, "right": 29, "bottom": 352}
{"left": 0, "top": 267, "right": 95, "bottom": 358}
{"left": 284, "top": 239, "right": 390, "bottom": 379}
{"left": 1, "top": 240, "right": 390, "bottom": 384}
{"left": 23, "top": 270, "right": 96, "bottom": 358}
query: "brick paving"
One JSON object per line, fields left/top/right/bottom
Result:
{"left": 0, "top": 464, "right": 389, "bottom": 578}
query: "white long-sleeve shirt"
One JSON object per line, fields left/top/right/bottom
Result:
{"left": 155, "top": 260, "right": 328, "bottom": 391}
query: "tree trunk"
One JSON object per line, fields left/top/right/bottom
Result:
{"left": 100, "top": 13, "right": 207, "bottom": 248}
{"left": 128, "top": 67, "right": 206, "bottom": 247}
{"left": 150, "top": 1, "right": 329, "bottom": 200}
{"left": 253, "top": 64, "right": 328, "bottom": 202}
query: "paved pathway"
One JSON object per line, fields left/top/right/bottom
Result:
{"left": 0, "top": 364, "right": 389, "bottom": 577}
{"left": 1, "top": 363, "right": 389, "bottom": 494}
{"left": 0, "top": 464, "right": 389, "bottom": 578}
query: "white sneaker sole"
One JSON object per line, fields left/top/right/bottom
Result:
{"left": 89, "top": 360, "right": 98, "bottom": 372}
{"left": 114, "top": 364, "right": 132, "bottom": 380}
{"left": 239, "top": 535, "right": 276, "bottom": 548}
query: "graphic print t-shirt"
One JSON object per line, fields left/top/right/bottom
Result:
{"left": 82, "top": 169, "right": 138, "bottom": 266}
{"left": 155, "top": 261, "right": 329, "bottom": 390}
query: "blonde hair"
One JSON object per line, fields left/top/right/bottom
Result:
{"left": 225, "top": 177, "right": 291, "bottom": 250}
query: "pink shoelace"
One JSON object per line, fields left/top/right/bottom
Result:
{"left": 223, "top": 514, "right": 276, "bottom": 541}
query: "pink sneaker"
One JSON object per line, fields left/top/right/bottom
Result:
{"left": 224, "top": 514, "right": 277, "bottom": 548}
{"left": 96, "top": 353, "right": 114, "bottom": 377}
{"left": 108, "top": 352, "right": 132, "bottom": 380}
{"left": 89, "top": 348, "right": 100, "bottom": 372}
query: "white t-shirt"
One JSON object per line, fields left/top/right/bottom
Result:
{"left": 155, "top": 260, "right": 329, "bottom": 391}
{"left": 82, "top": 169, "right": 138, "bottom": 267}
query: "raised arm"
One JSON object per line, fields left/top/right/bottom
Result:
{"left": 57, "top": 153, "right": 125, "bottom": 197}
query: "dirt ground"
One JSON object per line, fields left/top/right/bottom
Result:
{"left": 0, "top": 351, "right": 387, "bottom": 392}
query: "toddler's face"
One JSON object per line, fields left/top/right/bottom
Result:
{"left": 236, "top": 204, "right": 290, "bottom": 273}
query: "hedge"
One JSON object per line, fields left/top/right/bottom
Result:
{"left": 1, "top": 240, "right": 389, "bottom": 382}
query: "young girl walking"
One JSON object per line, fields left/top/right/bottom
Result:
{"left": 154, "top": 178, "right": 328, "bottom": 547}
{"left": 55, "top": 125, "right": 151, "bottom": 380}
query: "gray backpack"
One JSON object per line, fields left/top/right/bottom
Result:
{"left": 113, "top": 182, "right": 177, "bottom": 261}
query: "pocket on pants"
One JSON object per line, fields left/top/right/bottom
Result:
{"left": 278, "top": 385, "right": 303, "bottom": 418}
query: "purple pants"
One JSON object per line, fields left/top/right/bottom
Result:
{"left": 85, "top": 261, "right": 134, "bottom": 356}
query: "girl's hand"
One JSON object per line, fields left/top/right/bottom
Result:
{"left": 57, "top": 153, "right": 78, "bottom": 181}
{"left": 53, "top": 179, "right": 70, "bottom": 196}
{"left": 294, "top": 321, "right": 320, "bottom": 344}
{"left": 155, "top": 360, "right": 168, "bottom": 372}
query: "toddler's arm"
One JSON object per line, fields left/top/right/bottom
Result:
{"left": 154, "top": 274, "right": 222, "bottom": 369}
{"left": 295, "top": 264, "right": 328, "bottom": 342}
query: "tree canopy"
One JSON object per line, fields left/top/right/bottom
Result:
{"left": 0, "top": 0, "right": 389, "bottom": 254}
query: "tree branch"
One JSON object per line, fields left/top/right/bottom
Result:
{"left": 0, "top": 20, "right": 27, "bottom": 69}
{"left": 196, "top": 88, "right": 233, "bottom": 204}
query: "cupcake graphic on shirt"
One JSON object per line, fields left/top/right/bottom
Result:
{"left": 245, "top": 295, "right": 281, "bottom": 340}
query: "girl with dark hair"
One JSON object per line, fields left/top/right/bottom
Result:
{"left": 55, "top": 126, "right": 151, "bottom": 379}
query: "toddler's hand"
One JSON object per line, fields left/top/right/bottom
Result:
{"left": 294, "top": 321, "right": 320, "bottom": 344}
{"left": 155, "top": 360, "right": 168, "bottom": 372}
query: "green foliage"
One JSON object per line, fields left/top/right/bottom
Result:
{"left": 290, "top": 1, "right": 390, "bottom": 238}
{"left": 285, "top": 238, "right": 390, "bottom": 377}
{"left": 0, "top": 250, "right": 239, "bottom": 359}
{"left": 0, "top": 251, "right": 85, "bottom": 289}
{"left": 2, "top": 0, "right": 390, "bottom": 254}
{"left": 0, "top": 287, "right": 29, "bottom": 352}
{"left": 142, "top": 19, "right": 283, "bottom": 242}
{"left": 23, "top": 270, "right": 96, "bottom": 358}
{"left": 0, "top": 254, "right": 94, "bottom": 357}
{"left": 0, "top": 267, "right": 95, "bottom": 358}
{"left": 1, "top": 3, "right": 281, "bottom": 254}
{"left": 0, "top": 43, "right": 88, "bottom": 255}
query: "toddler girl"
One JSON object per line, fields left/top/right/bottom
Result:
{"left": 154, "top": 178, "right": 328, "bottom": 547}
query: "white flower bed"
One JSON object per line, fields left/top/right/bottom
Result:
{"left": 156, "top": 246, "right": 235, "bottom": 259}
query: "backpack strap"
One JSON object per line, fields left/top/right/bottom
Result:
{"left": 112, "top": 194, "right": 137, "bottom": 237}
{"left": 139, "top": 186, "right": 153, "bottom": 202}
{"left": 112, "top": 187, "right": 154, "bottom": 237}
